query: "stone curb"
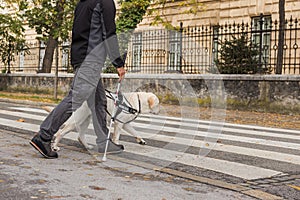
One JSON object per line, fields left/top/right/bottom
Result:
{"left": 110, "top": 156, "right": 284, "bottom": 200}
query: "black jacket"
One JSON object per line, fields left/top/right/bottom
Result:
{"left": 71, "top": 0, "right": 124, "bottom": 67}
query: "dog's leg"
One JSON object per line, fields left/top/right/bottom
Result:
{"left": 52, "top": 123, "right": 76, "bottom": 151}
{"left": 77, "top": 115, "right": 93, "bottom": 150}
{"left": 123, "top": 123, "right": 146, "bottom": 145}
{"left": 112, "top": 122, "right": 121, "bottom": 144}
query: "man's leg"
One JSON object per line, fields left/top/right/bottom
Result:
{"left": 87, "top": 79, "right": 124, "bottom": 154}
{"left": 30, "top": 62, "right": 101, "bottom": 158}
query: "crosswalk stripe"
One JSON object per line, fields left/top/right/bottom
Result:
{"left": 131, "top": 122, "right": 300, "bottom": 150}
{"left": 9, "top": 105, "right": 299, "bottom": 136}
{"left": 0, "top": 117, "right": 40, "bottom": 131}
{"left": 0, "top": 110, "right": 46, "bottom": 121}
{"left": 58, "top": 131, "right": 284, "bottom": 180}
{"left": 141, "top": 114, "right": 300, "bottom": 134}
{"left": 8, "top": 106, "right": 49, "bottom": 114}
{"left": 1, "top": 106, "right": 299, "bottom": 181}
{"left": 132, "top": 131, "right": 300, "bottom": 165}
{"left": 135, "top": 116, "right": 300, "bottom": 139}
{"left": 1, "top": 108, "right": 300, "bottom": 150}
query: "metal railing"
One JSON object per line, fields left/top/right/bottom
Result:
{"left": 2, "top": 14, "right": 300, "bottom": 74}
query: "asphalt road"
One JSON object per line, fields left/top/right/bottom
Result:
{"left": 1, "top": 129, "right": 256, "bottom": 200}
{"left": 0, "top": 99, "right": 299, "bottom": 199}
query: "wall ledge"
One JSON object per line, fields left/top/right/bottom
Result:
{"left": 1, "top": 73, "right": 299, "bottom": 81}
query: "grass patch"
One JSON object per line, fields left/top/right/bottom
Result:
{"left": 0, "top": 91, "right": 62, "bottom": 104}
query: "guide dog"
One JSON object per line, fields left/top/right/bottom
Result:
{"left": 43, "top": 92, "right": 160, "bottom": 151}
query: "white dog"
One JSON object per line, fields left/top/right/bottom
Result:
{"left": 43, "top": 92, "right": 159, "bottom": 151}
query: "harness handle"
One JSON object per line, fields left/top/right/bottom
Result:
{"left": 111, "top": 81, "right": 121, "bottom": 121}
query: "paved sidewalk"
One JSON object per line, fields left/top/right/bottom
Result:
{"left": 0, "top": 129, "right": 256, "bottom": 200}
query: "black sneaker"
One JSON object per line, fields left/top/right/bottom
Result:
{"left": 30, "top": 134, "right": 58, "bottom": 159}
{"left": 98, "top": 139, "right": 124, "bottom": 155}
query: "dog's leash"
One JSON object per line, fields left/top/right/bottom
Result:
{"left": 102, "top": 80, "right": 121, "bottom": 162}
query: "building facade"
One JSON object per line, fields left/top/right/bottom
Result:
{"left": 1, "top": 0, "right": 300, "bottom": 74}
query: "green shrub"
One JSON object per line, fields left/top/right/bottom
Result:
{"left": 211, "top": 34, "right": 271, "bottom": 74}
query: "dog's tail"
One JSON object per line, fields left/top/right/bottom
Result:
{"left": 41, "top": 106, "right": 54, "bottom": 113}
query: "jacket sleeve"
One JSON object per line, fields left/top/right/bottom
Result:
{"left": 101, "top": 0, "right": 125, "bottom": 68}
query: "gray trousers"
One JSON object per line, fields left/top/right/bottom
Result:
{"left": 39, "top": 62, "right": 108, "bottom": 145}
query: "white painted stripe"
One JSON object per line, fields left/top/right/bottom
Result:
{"left": 61, "top": 132, "right": 284, "bottom": 180}
{"left": 122, "top": 141, "right": 284, "bottom": 180}
{"left": 133, "top": 131, "right": 300, "bottom": 165}
{"left": 9, "top": 106, "right": 300, "bottom": 134}
{"left": 1, "top": 109, "right": 300, "bottom": 150}
{"left": 136, "top": 116, "right": 300, "bottom": 139}
{"left": 0, "top": 118, "right": 40, "bottom": 131}
{"left": 2, "top": 108, "right": 299, "bottom": 145}
{"left": 9, "top": 107, "right": 49, "bottom": 114}
{"left": 0, "top": 110, "right": 46, "bottom": 121}
{"left": 131, "top": 122, "right": 300, "bottom": 150}
{"left": 0, "top": 117, "right": 287, "bottom": 180}
{"left": 141, "top": 114, "right": 300, "bottom": 134}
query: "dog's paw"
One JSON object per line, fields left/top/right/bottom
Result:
{"left": 52, "top": 145, "right": 60, "bottom": 151}
{"left": 136, "top": 138, "right": 147, "bottom": 145}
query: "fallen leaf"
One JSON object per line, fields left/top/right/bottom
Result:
{"left": 17, "top": 118, "right": 25, "bottom": 122}
{"left": 89, "top": 186, "right": 106, "bottom": 191}
{"left": 205, "top": 143, "right": 209, "bottom": 147}
{"left": 167, "top": 178, "right": 175, "bottom": 182}
{"left": 47, "top": 196, "right": 67, "bottom": 199}
{"left": 143, "top": 176, "right": 151, "bottom": 181}
{"left": 183, "top": 187, "right": 194, "bottom": 191}
{"left": 38, "top": 179, "right": 47, "bottom": 184}
{"left": 80, "top": 194, "right": 93, "bottom": 199}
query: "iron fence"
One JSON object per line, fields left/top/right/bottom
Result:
{"left": 126, "top": 14, "right": 300, "bottom": 74}
{"left": 2, "top": 14, "right": 300, "bottom": 74}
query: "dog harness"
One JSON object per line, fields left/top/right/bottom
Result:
{"left": 105, "top": 90, "right": 141, "bottom": 124}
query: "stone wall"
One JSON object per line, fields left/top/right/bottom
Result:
{"left": 0, "top": 73, "right": 299, "bottom": 113}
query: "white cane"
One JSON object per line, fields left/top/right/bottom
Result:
{"left": 102, "top": 80, "right": 121, "bottom": 161}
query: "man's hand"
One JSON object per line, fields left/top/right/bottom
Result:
{"left": 117, "top": 67, "right": 126, "bottom": 81}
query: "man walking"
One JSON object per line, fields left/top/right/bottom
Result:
{"left": 30, "top": 0, "right": 126, "bottom": 158}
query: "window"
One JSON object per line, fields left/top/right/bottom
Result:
{"left": 18, "top": 50, "right": 25, "bottom": 71}
{"left": 131, "top": 33, "right": 142, "bottom": 71}
{"left": 61, "top": 41, "right": 70, "bottom": 71}
{"left": 168, "top": 30, "right": 181, "bottom": 71}
{"left": 251, "top": 15, "right": 271, "bottom": 68}
{"left": 38, "top": 41, "right": 46, "bottom": 71}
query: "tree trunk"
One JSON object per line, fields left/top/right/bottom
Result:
{"left": 40, "top": 36, "right": 58, "bottom": 73}
{"left": 39, "top": 0, "right": 64, "bottom": 73}
{"left": 276, "top": 0, "right": 285, "bottom": 74}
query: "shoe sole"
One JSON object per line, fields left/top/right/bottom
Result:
{"left": 30, "top": 141, "right": 57, "bottom": 159}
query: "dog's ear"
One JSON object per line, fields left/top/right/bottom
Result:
{"left": 148, "top": 96, "right": 155, "bottom": 109}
